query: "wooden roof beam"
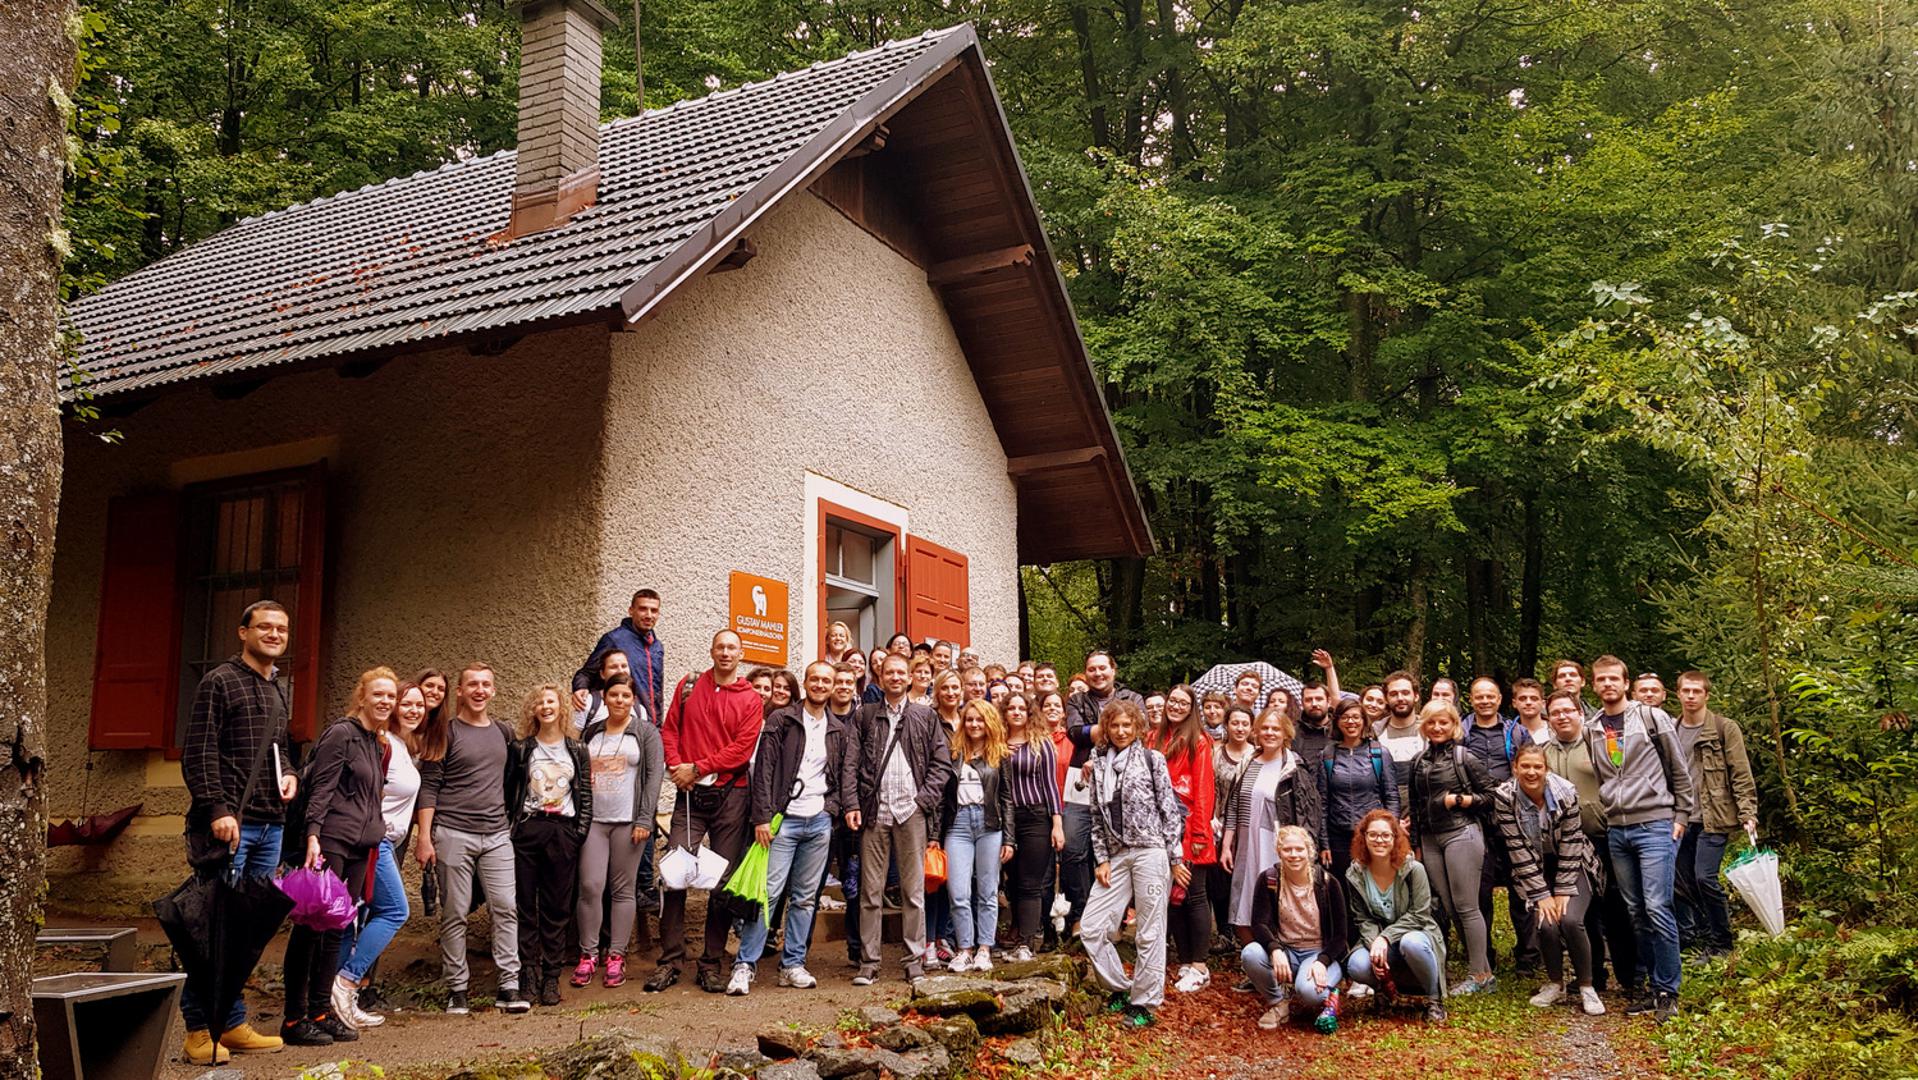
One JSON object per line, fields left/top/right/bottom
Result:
{"left": 1007, "top": 446, "right": 1106, "bottom": 476}
{"left": 927, "top": 243, "right": 1032, "bottom": 285}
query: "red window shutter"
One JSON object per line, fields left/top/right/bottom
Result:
{"left": 287, "top": 462, "right": 329, "bottom": 742}
{"left": 906, "top": 536, "right": 970, "bottom": 647}
{"left": 88, "top": 494, "right": 184, "bottom": 750}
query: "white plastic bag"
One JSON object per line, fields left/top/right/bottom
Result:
{"left": 1725, "top": 837, "right": 1786, "bottom": 936}
{"left": 657, "top": 790, "right": 726, "bottom": 891}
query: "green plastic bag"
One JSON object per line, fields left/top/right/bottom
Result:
{"left": 713, "top": 813, "right": 782, "bottom": 924}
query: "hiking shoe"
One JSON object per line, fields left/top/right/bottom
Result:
{"left": 697, "top": 968, "right": 728, "bottom": 994}
{"left": 1426, "top": 1003, "right": 1448, "bottom": 1023}
{"left": 726, "top": 964, "right": 753, "bottom": 996}
{"left": 1653, "top": 991, "right": 1679, "bottom": 1023}
{"left": 1529, "top": 982, "right": 1565, "bottom": 1008}
{"left": 1257, "top": 1003, "right": 1286, "bottom": 1030}
{"left": 538, "top": 975, "right": 562, "bottom": 1007}
{"left": 603, "top": 954, "right": 626, "bottom": 988}
{"left": 495, "top": 988, "right": 531, "bottom": 1013}
{"left": 280, "top": 1019, "right": 333, "bottom": 1047}
{"left": 219, "top": 1022, "right": 283, "bottom": 1054}
{"left": 1580, "top": 986, "right": 1606, "bottom": 1015}
{"left": 1105, "top": 991, "right": 1130, "bottom": 1013}
{"left": 445, "top": 990, "right": 470, "bottom": 1015}
{"left": 312, "top": 1014, "right": 357, "bottom": 1043}
{"left": 1626, "top": 992, "right": 1658, "bottom": 1016}
{"left": 573, "top": 954, "right": 598, "bottom": 988}
{"left": 644, "top": 965, "right": 679, "bottom": 992}
{"left": 777, "top": 965, "right": 818, "bottom": 989}
{"left": 182, "top": 1029, "right": 233, "bottom": 1064}
{"left": 973, "top": 946, "right": 993, "bottom": 972}
{"left": 851, "top": 965, "right": 879, "bottom": 986}
{"left": 1121, "top": 1004, "right": 1156, "bottom": 1028}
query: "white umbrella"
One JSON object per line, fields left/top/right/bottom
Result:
{"left": 1724, "top": 829, "right": 1786, "bottom": 936}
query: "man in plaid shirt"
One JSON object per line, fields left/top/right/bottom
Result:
{"left": 178, "top": 600, "right": 301, "bottom": 1064}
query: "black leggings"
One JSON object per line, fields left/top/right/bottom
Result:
{"left": 284, "top": 844, "right": 372, "bottom": 1023}
{"left": 1169, "top": 862, "right": 1214, "bottom": 966}
{"left": 1008, "top": 806, "right": 1057, "bottom": 946}
{"left": 1206, "top": 862, "right": 1232, "bottom": 939}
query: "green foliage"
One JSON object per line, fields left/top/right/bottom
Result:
{"left": 1660, "top": 922, "right": 1918, "bottom": 1079}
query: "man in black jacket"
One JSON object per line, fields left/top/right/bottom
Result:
{"left": 842, "top": 653, "right": 951, "bottom": 985}
{"left": 732, "top": 661, "right": 844, "bottom": 994}
{"left": 1060, "top": 650, "right": 1144, "bottom": 931}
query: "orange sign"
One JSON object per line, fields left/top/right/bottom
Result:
{"left": 728, "top": 572, "right": 790, "bottom": 666}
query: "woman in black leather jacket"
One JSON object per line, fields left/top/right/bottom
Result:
{"left": 1407, "top": 700, "right": 1496, "bottom": 994}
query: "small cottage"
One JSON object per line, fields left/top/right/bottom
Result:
{"left": 45, "top": 4, "right": 1150, "bottom": 905}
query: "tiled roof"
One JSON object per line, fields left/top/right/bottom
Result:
{"left": 64, "top": 26, "right": 970, "bottom": 401}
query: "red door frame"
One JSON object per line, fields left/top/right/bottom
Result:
{"left": 816, "top": 499, "right": 905, "bottom": 659}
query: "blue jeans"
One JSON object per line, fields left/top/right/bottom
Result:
{"left": 1609, "top": 821, "right": 1682, "bottom": 994}
{"left": 1344, "top": 930, "right": 1443, "bottom": 998}
{"left": 340, "top": 839, "right": 409, "bottom": 981}
{"left": 1676, "top": 829, "right": 1732, "bottom": 950}
{"left": 738, "top": 811, "right": 834, "bottom": 971}
{"left": 180, "top": 823, "right": 282, "bottom": 1031}
{"left": 944, "top": 804, "right": 1002, "bottom": 951}
{"left": 1241, "top": 941, "right": 1341, "bottom": 1009}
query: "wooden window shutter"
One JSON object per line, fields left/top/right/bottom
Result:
{"left": 906, "top": 536, "right": 970, "bottom": 647}
{"left": 88, "top": 493, "right": 184, "bottom": 750}
{"left": 287, "top": 462, "right": 329, "bottom": 742}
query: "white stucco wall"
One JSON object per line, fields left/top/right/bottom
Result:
{"left": 597, "top": 190, "right": 1021, "bottom": 675}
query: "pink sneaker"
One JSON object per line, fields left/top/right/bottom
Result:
{"left": 572, "top": 955, "right": 597, "bottom": 988}
{"left": 603, "top": 954, "right": 626, "bottom": 989}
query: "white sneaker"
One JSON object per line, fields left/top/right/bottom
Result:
{"left": 818, "top": 895, "right": 846, "bottom": 912}
{"left": 923, "top": 946, "right": 943, "bottom": 971}
{"left": 948, "top": 950, "right": 973, "bottom": 973}
{"left": 1580, "top": 985, "right": 1606, "bottom": 1015}
{"left": 1347, "top": 983, "right": 1373, "bottom": 999}
{"left": 973, "top": 947, "right": 993, "bottom": 972}
{"left": 1011, "top": 946, "right": 1034, "bottom": 962}
{"left": 1529, "top": 982, "right": 1565, "bottom": 1008}
{"left": 351, "top": 998, "right": 385, "bottom": 1028}
{"left": 776, "top": 966, "right": 817, "bottom": 989}
{"left": 329, "top": 975, "right": 362, "bottom": 1031}
{"left": 1257, "top": 1002, "right": 1288, "bottom": 1029}
{"left": 1174, "top": 965, "right": 1211, "bottom": 993}
{"left": 725, "top": 964, "right": 753, "bottom": 996}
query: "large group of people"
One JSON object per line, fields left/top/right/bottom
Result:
{"left": 173, "top": 591, "right": 1760, "bottom": 1064}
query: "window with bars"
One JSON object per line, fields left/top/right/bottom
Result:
{"left": 172, "top": 475, "right": 310, "bottom": 747}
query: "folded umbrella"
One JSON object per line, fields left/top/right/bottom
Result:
{"left": 1725, "top": 838, "right": 1786, "bottom": 936}
{"left": 154, "top": 867, "right": 295, "bottom": 1039}
{"left": 711, "top": 814, "right": 782, "bottom": 924}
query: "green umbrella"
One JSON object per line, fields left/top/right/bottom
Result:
{"left": 713, "top": 813, "right": 783, "bottom": 923}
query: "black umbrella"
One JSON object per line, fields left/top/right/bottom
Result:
{"left": 154, "top": 867, "right": 294, "bottom": 1038}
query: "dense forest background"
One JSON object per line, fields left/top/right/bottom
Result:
{"left": 65, "top": 0, "right": 1918, "bottom": 921}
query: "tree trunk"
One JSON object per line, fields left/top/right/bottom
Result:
{"left": 1404, "top": 552, "right": 1429, "bottom": 685}
{"left": 1016, "top": 567, "right": 1032, "bottom": 662}
{"left": 0, "top": 0, "right": 74, "bottom": 1071}
{"left": 1069, "top": 2, "right": 1109, "bottom": 149}
{"left": 1517, "top": 488, "right": 1544, "bottom": 676}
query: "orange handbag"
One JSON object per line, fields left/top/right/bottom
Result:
{"left": 923, "top": 844, "right": 949, "bottom": 891}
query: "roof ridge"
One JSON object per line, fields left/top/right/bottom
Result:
{"left": 222, "top": 25, "right": 970, "bottom": 234}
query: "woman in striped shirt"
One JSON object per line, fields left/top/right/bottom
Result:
{"left": 1001, "top": 692, "right": 1064, "bottom": 959}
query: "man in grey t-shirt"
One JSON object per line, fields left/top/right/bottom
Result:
{"left": 417, "top": 663, "right": 527, "bottom": 1014}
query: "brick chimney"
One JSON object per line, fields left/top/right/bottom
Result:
{"left": 506, "top": 0, "right": 619, "bottom": 238}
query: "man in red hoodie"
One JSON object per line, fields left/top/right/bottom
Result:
{"left": 647, "top": 629, "right": 762, "bottom": 993}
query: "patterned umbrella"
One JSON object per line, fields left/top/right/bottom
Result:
{"left": 1191, "top": 661, "right": 1301, "bottom": 702}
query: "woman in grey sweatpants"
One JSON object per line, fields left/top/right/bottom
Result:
{"left": 1081, "top": 699, "right": 1188, "bottom": 1028}
{"left": 1408, "top": 701, "right": 1497, "bottom": 994}
{"left": 572, "top": 675, "right": 664, "bottom": 988}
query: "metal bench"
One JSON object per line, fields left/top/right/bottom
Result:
{"left": 36, "top": 928, "right": 139, "bottom": 972}
{"left": 32, "top": 972, "right": 185, "bottom": 1080}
